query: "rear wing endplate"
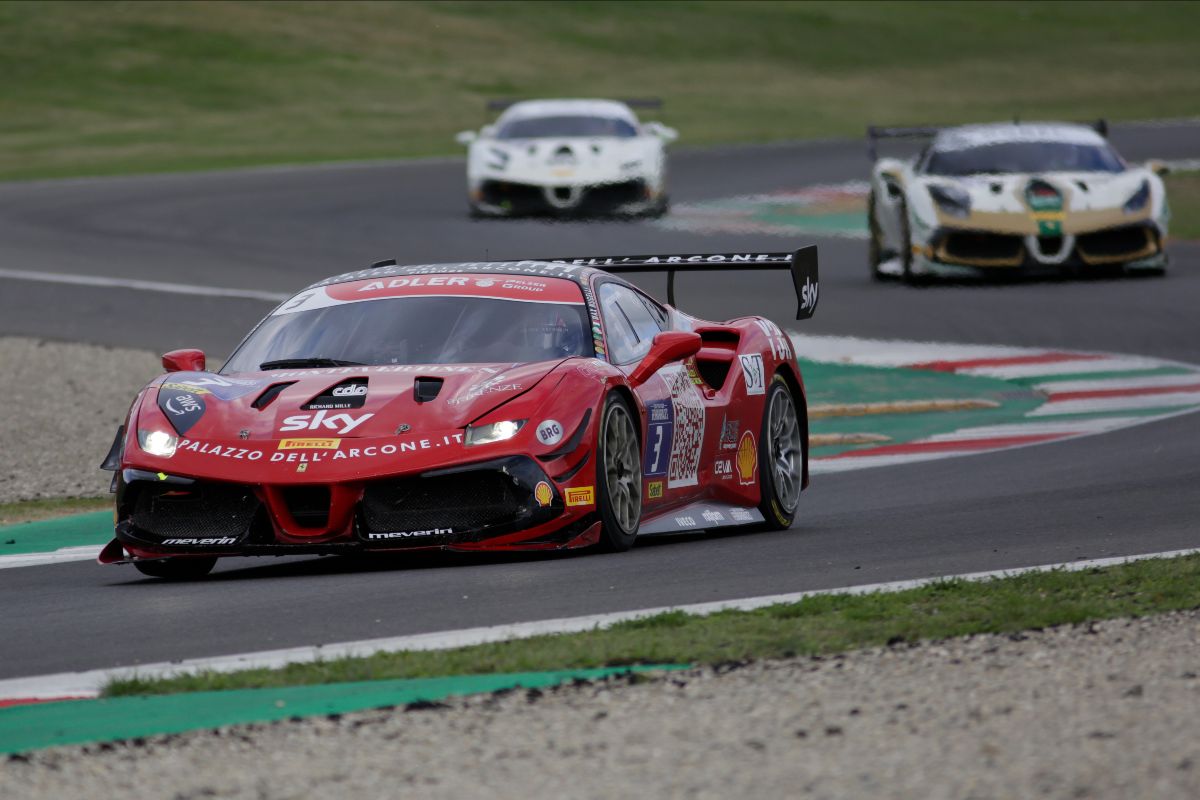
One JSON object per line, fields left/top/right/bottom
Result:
{"left": 542, "top": 247, "right": 819, "bottom": 321}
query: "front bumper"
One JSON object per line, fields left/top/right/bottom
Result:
{"left": 472, "top": 178, "right": 656, "bottom": 216}
{"left": 915, "top": 222, "right": 1167, "bottom": 276}
{"left": 110, "top": 456, "right": 599, "bottom": 559}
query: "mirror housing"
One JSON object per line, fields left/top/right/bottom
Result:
{"left": 162, "top": 348, "right": 206, "bottom": 373}
{"left": 628, "top": 332, "right": 702, "bottom": 387}
{"left": 1145, "top": 159, "right": 1170, "bottom": 177}
{"left": 455, "top": 130, "right": 478, "bottom": 146}
{"left": 643, "top": 121, "right": 678, "bottom": 143}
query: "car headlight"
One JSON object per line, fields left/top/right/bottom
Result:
{"left": 465, "top": 419, "right": 526, "bottom": 446}
{"left": 1124, "top": 180, "right": 1151, "bottom": 213}
{"left": 138, "top": 429, "right": 178, "bottom": 457}
{"left": 928, "top": 184, "right": 971, "bottom": 218}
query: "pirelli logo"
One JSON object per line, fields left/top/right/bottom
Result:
{"left": 277, "top": 438, "right": 341, "bottom": 450}
{"left": 565, "top": 486, "right": 594, "bottom": 507}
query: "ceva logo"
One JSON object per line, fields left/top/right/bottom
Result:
{"left": 280, "top": 410, "right": 374, "bottom": 435}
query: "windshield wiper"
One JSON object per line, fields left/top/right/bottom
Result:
{"left": 259, "top": 357, "right": 365, "bottom": 370}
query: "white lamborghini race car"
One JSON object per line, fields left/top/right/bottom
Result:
{"left": 455, "top": 98, "right": 677, "bottom": 218}
{"left": 867, "top": 121, "right": 1170, "bottom": 281}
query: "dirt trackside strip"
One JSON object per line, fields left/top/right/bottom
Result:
{"left": 0, "top": 666, "right": 683, "bottom": 755}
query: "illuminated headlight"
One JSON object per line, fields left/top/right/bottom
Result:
{"left": 928, "top": 184, "right": 971, "bottom": 218}
{"left": 465, "top": 420, "right": 526, "bottom": 446}
{"left": 1124, "top": 180, "right": 1151, "bottom": 213}
{"left": 138, "top": 429, "right": 178, "bottom": 457}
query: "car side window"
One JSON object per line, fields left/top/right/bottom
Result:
{"left": 598, "top": 283, "right": 665, "bottom": 365}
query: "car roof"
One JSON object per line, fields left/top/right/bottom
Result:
{"left": 932, "top": 122, "right": 1107, "bottom": 152}
{"left": 306, "top": 260, "right": 615, "bottom": 293}
{"left": 495, "top": 99, "right": 639, "bottom": 124}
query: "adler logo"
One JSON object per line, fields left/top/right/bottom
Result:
{"left": 280, "top": 410, "right": 374, "bottom": 434}
{"left": 800, "top": 278, "right": 819, "bottom": 314}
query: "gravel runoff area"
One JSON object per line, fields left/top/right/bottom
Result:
{"left": 5, "top": 612, "right": 1198, "bottom": 799}
{"left": 0, "top": 337, "right": 162, "bottom": 504}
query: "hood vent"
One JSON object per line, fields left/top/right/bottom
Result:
{"left": 252, "top": 382, "right": 295, "bottom": 410}
{"left": 414, "top": 377, "right": 444, "bottom": 403}
{"left": 303, "top": 378, "right": 368, "bottom": 411}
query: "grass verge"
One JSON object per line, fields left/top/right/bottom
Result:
{"left": 106, "top": 553, "right": 1200, "bottom": 697}
{"left": 2, "top": 1, "right": 1198, "bottom": 181}
{"left": 1166, "top": 170, "right": 1200, "bottom": 240}
{"left": 0, "top": 496, "right": 109, "bottom": 527}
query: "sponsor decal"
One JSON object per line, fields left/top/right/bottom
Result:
{"left": 643, "top": 400, "right": 674, "bottom": 478}
{"left": 701, "top": 509, "right": 725, "bottom": 524}
{"left": 646, "top": 480, "right": 664, "bottom": 500}
{"left": 534, "top": 481, "right": 553, "bottom": 507}
{"left": 446, "top": 375, "right": 523, "bottom": 406}
{"left": 536, "top": 419, "right": 564, "bottom": 446}
{"left": 739, "top": 354, "right": 766, "bottom": 396}
{"left": 800, "top": 277, "right": 818, "bottom": 317}
{"left": 686, "top": 360, "right": 705, "bottom": 386}
{"left": 277, "top": 438, "right": 341, "bottom": 450}
{"left": 178, "top": 439, "right": 265, "bottom": 461}
{"left": 736, "top": 430, "right": 758, "bottom": 486}
{"left": 719, "top": 415, "right": 740, "bottom": 450}
{"left": 161, "top": 382, "right": 211, "bottom": 395}
{"left": 296, "top": 462, "right": 308, "bottom": 473}
{"left": 395, "top": 424, "right": 411, "bottom": 434}
{"left": 332, "top": 384, "right": 367, "bottom": 397}
{"left": 238, "top": 429, "right": 250, "bottom": 440}
{"left": 165, "top": 373, "right": 264, "bottom": 401}
{"left": 753, "top": 319, "right": 793, "bottom": 361}
{"left": 713, "top": 458, "right": 733, "bottom": 479}
{"left": 565, "top": 486, "right": 594, "bottom": 507}
{"left": 663, "top": 365, "right": 706, "bottom": 489}
{"left": 279, "top": 410, "right": 374, "bottom": 435}
{"left": 674, "top": 515, "right": 698, "bottom": 528}
{"left": 730, "top": 508, "right": 755, "bottom": 523}
{"left": 367, "top": 528, "right": 452, "bottom": 540}
{"left": 157, "top": 389, "right": 207, "bottom": 435}
{"left": 161, "top": 537, "right": 237, "bottom": 546}
{"left": 271, "top": 433, "right": 467, "bottom": 464}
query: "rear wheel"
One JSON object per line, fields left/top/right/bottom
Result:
{"left": 596, "top": 394, "right": 642, "bottom": 551}
{"left": 134, "top": 557, "right": 217, "bottom": 580}
{"left": 758, "top": 376, "right": 804, "bottom": 530}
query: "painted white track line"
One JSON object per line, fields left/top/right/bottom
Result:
{"left": 0, "top": 267, "right": 288, "bottom": 303}
{"left": 2, "top": 547, "right": 1197, "bottom": 702}
{"left": 0, "top": 546, "right": 103, "bottom": 570}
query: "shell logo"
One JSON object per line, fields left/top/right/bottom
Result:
{"left": 534, "top": 481, "right": 553, "bottom": 507}
{"left": 736, "top": 431, "right": 757, "bottom": 485}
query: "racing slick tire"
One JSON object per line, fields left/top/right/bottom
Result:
{"left": 868, "top": 190, "right": 885, "bottom": 280}
{"left": 134, "top": 556, "right": 218, "bottom": 580}
{"left": 757, "top": 375, "right": 804, "bottom": 530}
{"left": 596, "top": 393, "right": 643, "bottom": 552}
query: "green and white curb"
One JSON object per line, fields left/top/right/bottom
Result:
{"left": 796, "top": 334, "right": 1200, "bottom": 473}
{"left": 654, "top": 181, "right": 869, "bottom": 239}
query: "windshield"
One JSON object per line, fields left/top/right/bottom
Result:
{"left": 923, "top": 142, "right": 1125, "bottom": 176}
{"left": 497, "top": 115, "right": 638, "bottom": 140}
{"left": 223, "top": 296, "right": 592, "bottom": 373}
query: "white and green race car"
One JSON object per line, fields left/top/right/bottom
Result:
{"left": 867, "top": 121, "right": 1169, "bottom": 281}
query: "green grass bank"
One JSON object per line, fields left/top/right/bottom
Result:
{"left": 106, "top": 553, "right": 1200, "bottom": 696}
{"left": 2, "top": 0, "right": 1197, "bottom": 181}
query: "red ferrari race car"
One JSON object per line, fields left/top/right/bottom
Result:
{"left": 99, "top": 249, "right": 819, "bottom": 578}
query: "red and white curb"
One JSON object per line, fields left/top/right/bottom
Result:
{"left": 795, "top": 334, "right": 1200, "bottom": 474}
{"left": 2, "top": 546, "right": 1197, "bottom": 704}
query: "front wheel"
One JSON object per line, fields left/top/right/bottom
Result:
{"left": 134, "top": 557, "right": 217, "bottom": 580}
{"left": 596, "top": 394, "right": 642, "bottom": 551}
{"left": 757, "top": 376, "right": 805, "bottom": 530}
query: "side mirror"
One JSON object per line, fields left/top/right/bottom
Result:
{"left": 480, "top": 124, "right": 497, "bottom": 138}
{"left": 455, "top": 130, "right": 478, "bottom": 146}
{"left": 643, "top": 121, "right": 678, "bottom": 143}
{"left": 162, "top": 348, "right": 206, "bottom": 373}
{"left": 1145, "top": 159, "right": 1170, "bottom": 177}
{"left": 628, "top": 332, "right": 702, "bottom": 387}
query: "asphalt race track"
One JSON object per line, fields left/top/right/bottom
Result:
{"left": 1, "top": 122, "right": 1198, "bottom": 679}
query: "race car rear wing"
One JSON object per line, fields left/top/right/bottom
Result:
{"left": 542, "top": 246, "right": 819, "bottom": 320}
{"left": 486, "top": 97, "right": 664, "bottom": 112}
{"left": 867, "top": 119, "right": 1109, "bottom": 160}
